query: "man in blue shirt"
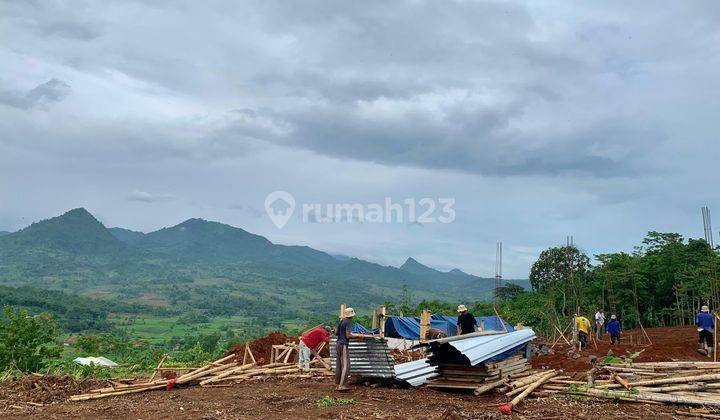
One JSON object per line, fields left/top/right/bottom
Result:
{"left": 696, "top": 305, "right": 715, "bottom": 357}
{"left": 607, "top": 314, "right": 621, "bottom": 345}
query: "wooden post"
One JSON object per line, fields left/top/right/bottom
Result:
{"left": 339, "top": 303, "right": 346, "bottom": 319}
{"left": 379, "top": 305, "right": 386, "bottom": 337}
{"left": 419, "top": 309, "right": 430, "bottom": 341}
{"left": 493, "top": 306, "right": 507, "bottom": 332}
{"left": 243, "top": 345, "right": 256, "bottom": 365}
{"left": 715, "top": 314, "right": 718, "bottom": 362}
{"left": 371, "top": 308, "right": 378, "bottom": 329}
{"left": 148, "top": 355, "right": 166, "bottom": 383}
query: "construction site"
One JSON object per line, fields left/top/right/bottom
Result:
{"left": 3, "top": 306, "right": 720, "bottom": 420}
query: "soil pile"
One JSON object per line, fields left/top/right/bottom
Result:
{"left": 0, "top": 376, "right": 106, "bottom": 409}
{"left": 225, "top": 331, "right": 298, "bottom": 362}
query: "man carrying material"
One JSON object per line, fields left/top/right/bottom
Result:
{"left": 576, "top": 310, "right": 591, "bottom": 350}
{"left": 298, "top": 325, "right": 331, "bottom": 371}
{"left": 607, "top": 314, "right": 621, "bottom": 345}
{"left": 335, "top": 307, "right": 373, "bottom": 392}
{"left": 595, "top": 308, "right": 606, "bottom": 340}
{"left": 456, "top": 304, "right": 477, "bottom": 335}
{"left": 696, "top": 305, "right": 715, "bottom": 357}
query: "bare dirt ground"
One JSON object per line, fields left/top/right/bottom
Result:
{"left": 533, "top": 325, "right": 710, "bottom": 372}
{"left": 1, "top": 376, "right": 699, "bottom": 420}
{"left": 2, "top": 325, "right": 717, "bottom": 419}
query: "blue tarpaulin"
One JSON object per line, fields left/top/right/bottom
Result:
{"left": 381, "top": 314, "right": 513, "bottom": 340}
{"left": 351, "top": 323, "right": 379, "bottom": 334}
{"left": 431, "top": 315, "right": 515, "bottom": 334}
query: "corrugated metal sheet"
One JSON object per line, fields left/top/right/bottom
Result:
{"left": 330, "top": 338, "right": 395, "bottom": 378}
{"left": 430, "top": 328, "right": 536, "bottom": 366}
{"left": 394, "top": 358, "right": 438, "bottom": 387}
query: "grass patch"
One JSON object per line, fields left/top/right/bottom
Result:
{"left": 316, "top": 395, "right": 355, "bottom": 407}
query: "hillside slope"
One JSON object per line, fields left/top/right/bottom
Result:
{"left": 0, "top": 209, "right": 527, "bottom": 321}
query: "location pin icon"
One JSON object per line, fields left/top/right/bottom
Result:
{"left": 264, "top": 191, "right": 296, "bottom": 229}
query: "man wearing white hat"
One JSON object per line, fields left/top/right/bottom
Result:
{"left": 335, "top": 307, "right": 373, "bottom": 391}
{"left": 696, "top": 305, "right": 715, "bottom": 357}
{"left": 456, "top": 304, "right": 478, "bottom": 335}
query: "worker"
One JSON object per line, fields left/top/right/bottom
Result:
{"left": 696, "top": 305, "right": 715, "bottom": 357}
{"left": 595, "top": 308, "right": 605, "bottom": 340}
{"left": 607, "top": 314, "right": 621, "bottom": 345}
{"left": 456, "top": 304, "right": 477, "bottom": 335}
{"left": 576, "top": 310, "right": 591, "bottom": 350}
{"left": 335, "top": 307, "right": 373, "bottom": 392}
{"left": 298, "top": 325, "right": 331, "bottom": 371}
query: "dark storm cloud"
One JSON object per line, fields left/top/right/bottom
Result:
{"left": 1, "top": 1, "right": 719, "bottom": 277}
{"left": 0, "top": 79, "right": 71, "bottom": 109}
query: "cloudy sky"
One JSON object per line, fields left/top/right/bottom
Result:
{"left": 1, "top": 1, "right": 719, "bottom": 278}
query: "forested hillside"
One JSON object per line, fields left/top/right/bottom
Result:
{"left": 0, "top": 208, "right": 518, "bottom": 339}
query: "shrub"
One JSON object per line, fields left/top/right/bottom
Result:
{"left": 0, "top": 305, "right": 62, "bottom": 372}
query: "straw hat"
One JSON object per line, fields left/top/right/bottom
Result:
{"left": 702, "top": 305, "right": 710, "bottom": 312}
{"left": 457, "top": 304, "right": 468, "bottom": 313}
{"left": 344, "top": 307, "right": 356, "bottom": 318}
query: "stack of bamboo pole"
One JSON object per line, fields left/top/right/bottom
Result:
{"left": 69, "top": 354, "right": 332, "bottom": 401}
{"left": 498, "top": 362, "right": 720, "bottom": 409}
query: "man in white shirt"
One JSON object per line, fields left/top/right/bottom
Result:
{"left": 595, "top": 308, "right": 606, "bottom": 340}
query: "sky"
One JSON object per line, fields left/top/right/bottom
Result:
{"left": 1, "top": 1, "right": 719, "bottom": 278}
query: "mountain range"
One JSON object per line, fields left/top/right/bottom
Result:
{"left": 0, "top": 208, "right": 529, "bottom": 323}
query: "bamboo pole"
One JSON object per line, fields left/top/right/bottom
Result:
{"left": 506, "top": 371, "right": 549, "bottom": 388}
{"left": 148, "top": 355, "right": 166, "bottom": 383}
{"left": 635, "top": 383, "right": 706, "bottom": 393}
{"left": 612, "top": 373, "right": 632, "bottom": 390}
{"left": 474, "top": 378, "right": 508, "bottom": 396}
{"left": 561, "top": 387, "right": 720, "bottom": 407}
{"left": 675, "top": 411, "right": 720, "bottom": 419}
{"left": 628, "top": 373, "right": 720, "bottom": 387}
{"left": 715, "top": 314, "right": 718, "bottom": 363}
{"left": 177, "top": 354, "right": 236, "bottom": 382}
{"left": 553, "top": 324, "right": 571, "bottom": 346}
{"left": 176, "top": 362, "right": 238, "bottom": 385}
{"left": 499, "top": 371, "right": 556, "bottom": 414}
{"left": 70, "top": 383, "right": 167, "bottom": 401}
{"left": 199, "top": 363, "right": 255, "bottom": 385}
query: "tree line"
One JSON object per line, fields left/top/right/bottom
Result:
{"left": 528, "top": 231, "right": 719, "bottom": 332}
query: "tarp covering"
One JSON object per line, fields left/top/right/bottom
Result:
{"left": 431, "top": 315, "right": 515, "bottom": 334}
{"left": 351, "top": 322, "right": 379, "bottom": 334}
{"left": 73, "top": 356, "right": 118, "bottom": 368}
{"left": 383, "top": 314, "right": 514, "bottom": 340}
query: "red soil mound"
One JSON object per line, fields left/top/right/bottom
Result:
{"left": 225, "top": 332, "right": 298, "bottom": 363}
{"left": 533, "top": 325, "right": 711, "bottom": 372}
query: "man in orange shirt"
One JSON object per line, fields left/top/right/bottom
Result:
{"left": 298, "top": 325, "right": 331, "bottom": 371}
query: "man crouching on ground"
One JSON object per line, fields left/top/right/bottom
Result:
{"left": 335, "top": 307, "right": 373, "bottom": 392}
{"left": 298, "top": 325, "right": 332, "bottom": 371}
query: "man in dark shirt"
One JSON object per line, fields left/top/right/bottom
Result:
{"left": 335, "top": 307, "right": 372, "bottom": 391}
{"left": 456, "top": 304, "right": 477, "bottom": 335}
